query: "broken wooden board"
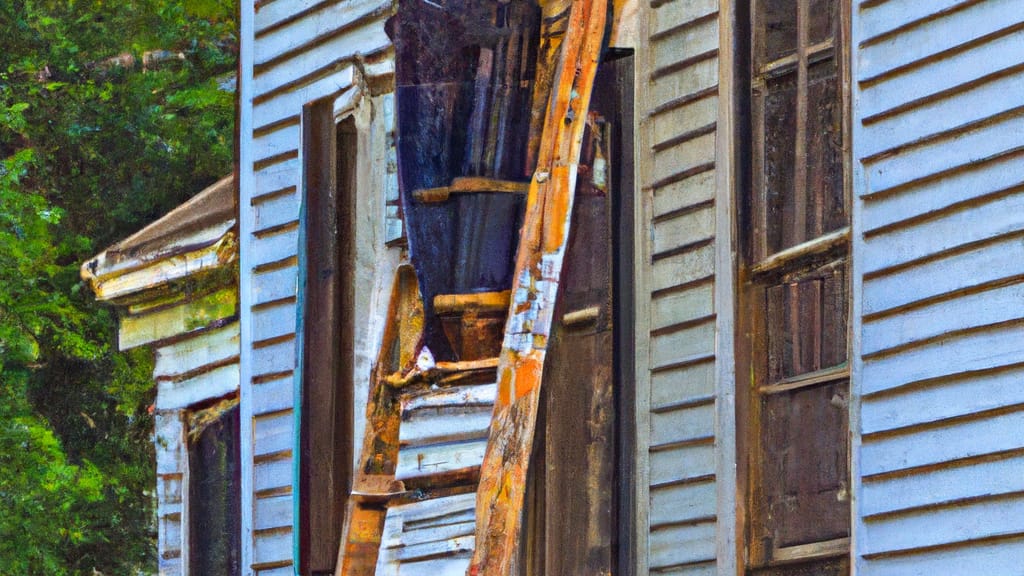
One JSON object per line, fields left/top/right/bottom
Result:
{"left": 469, "top": 0, "right": 609, "bottom": 573}
{"left": 375, "top": 492, "right": 477, "bottom": 576}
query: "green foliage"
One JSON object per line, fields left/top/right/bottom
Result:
{"left": 0, "top": 0, "right": 236, "bottom": 573}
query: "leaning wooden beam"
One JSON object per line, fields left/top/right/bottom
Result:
{"left": 469, "top": 0, "right": 608, "bottom": 574}
{"left": 412, "top": 177, "right": 530, "bottom": 203}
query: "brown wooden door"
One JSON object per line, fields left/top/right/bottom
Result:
{"left": 522, "top": 53, "right": 634, "bottom": 576}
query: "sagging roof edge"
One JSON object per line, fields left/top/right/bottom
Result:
{"left": 81, "top": 174, "right": 237, "bottom": 302}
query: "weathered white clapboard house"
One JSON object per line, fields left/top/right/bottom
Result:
{"left": 86, "top": 0, "right": 1024, "bottom": 574}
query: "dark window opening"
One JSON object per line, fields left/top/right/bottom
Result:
{"left": 299, "top": 105, "right": 357, "bottom": 575}
{"left": 188, "top": 400, "right": 241, "bottom": 576}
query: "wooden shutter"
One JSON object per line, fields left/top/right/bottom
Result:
{"left": 742, "top": 0, "right": 851, "bottom": 571}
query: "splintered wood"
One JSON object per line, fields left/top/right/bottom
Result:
{"left": 469, "top": 0, "right": 608, "bottom": 574}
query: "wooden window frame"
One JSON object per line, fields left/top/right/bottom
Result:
{"left": 298, "top": 100, "right": 358, "bottom": 576}
{"left": 736, "top": 0, "right": 854, "bottom": 570}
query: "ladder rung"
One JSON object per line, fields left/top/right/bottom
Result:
{"left": 413, "top": 177, "right": 530, "bottom": 203}
{"left": 434, "top": 290, "right": 511, "bottom": 314}
{"left": 385, "top": 358, "right": 500, "bottom": 389}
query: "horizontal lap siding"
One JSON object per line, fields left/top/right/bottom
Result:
{"left": 641, "top": 0, "right": 721, "bottom": 573}
{"left": 244, "top": 1, "right": 396, "bottom": 570}
{"left": 853, "top": 1, "right": 1024, "bottom": 572}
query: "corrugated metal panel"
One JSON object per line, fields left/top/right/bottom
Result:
{"left": 639, "top": 0, "right": 721, "bottom": 572}
{"left": 852, "top": 1, "right": 1024, "bottom": 572}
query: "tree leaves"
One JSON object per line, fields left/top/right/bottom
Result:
{"left": 0, "top": 1, "right": 236, "bottom": 572}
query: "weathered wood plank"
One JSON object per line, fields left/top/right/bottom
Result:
{"left": 858, "top": 31, "right": 1024, "bottom": 120}
{"left": 649, "top": 520, "right": 717, "bottom": 570}
{"left": 652, "top": 0, "right": 718, "bottom": 37}
{"left": 651, "top": 282, "right": 715, "bottom": 331}
{"left": 860, "top": 0, "right": 1021, "bottom": 81}
{"left": 650, "top": 402, "right": 716, "bottom": 447}
{"left": 862, "top": 365, "right": 1024, "bottom": 435}
{"left": 252, "top": 338, "right": 296, "bottom": 378}
{"left": 253, "top": 186, "right": 300, "bottom": 233}
{"left": 252, "top": 266, "right": 298, "bottom": 305}
{"left": 649, "top": 442, "right": 716, "bottom": 487}
{"left": 862, "top": 494, "right": 1024, "bottom": 556}
{"left": 153, "top": 322, "right": 239, "bottom": 379}
{"left": 253, "top": 528, "right": 293, "bottom": 566}
{"left": 860, "top": 408, "right": 1024, "bottom": 476}
{"left": 255, "top": 493, "right": 293, "bottom": 531}
{"left": 119, "top": 287, "right": 237, "bottom": 350}
{"left": 652, "top": 204, "right": 715, "bottom": 256}
{"left": 254, "top": 410, "right": 293, "bottom": 457}
{"left": 251, "top": 300, "right": 296, "bottom": 344}
{"left": 858, "top": 0, "right": 972, "bottom": 44}
{"left": 650, "top": 319, "right": 715, "bottom": 370}
{"left": 252, "top": 374, "right": 294, "bottom": 417}
{"left": 251, "top": 226, "right": 300, "bottom": 269}
{"left": 156, "top": 364, "right": 240, "bottom": 410}
{"left": 861, "top": 452, "right": 1024, "bottom": 518}
{"left": 651, "top": 133, "right": 717, "bottom": 190}
{"left": 862, "top": 321, "right": 1024, "bottom": 396}
{"left": 254, "top": 0, "right": 391, "bottom": 65}
{"left": 650, "top": 478, "right": 717, "bottom": 526}
{"left": 651, "top": 243, "right": 715, "bottom": 292}
{"left": 649, "top": 57, "right": 719, "bottom": 115}
{"left": 859, "top": 538, "right": 1024, "bottom": 576}
{"left": 863, "top": 232, "right": 1024, "bottom": 315}
{"left": 863, "top": 282, "right": 1024, "bottom": 356}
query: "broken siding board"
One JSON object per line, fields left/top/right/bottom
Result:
{"left": 156, "top": 364, "right": 240, "bottom": 411}
{"left": 861, "top": 452, "right": 1024, "bottom": 518}
{"left": 859, "top": 408, "right": 1024, "bottom": 477}
{"left": 153, "top": 322, "right": 240, "bottom": 380}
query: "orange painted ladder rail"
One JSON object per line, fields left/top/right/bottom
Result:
{"left": 469, "top": 0, "right": 609, "bottom": 574}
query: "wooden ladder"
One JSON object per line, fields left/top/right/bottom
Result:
{"left": 335, "top": 1, "right": 608, "bottom": 573}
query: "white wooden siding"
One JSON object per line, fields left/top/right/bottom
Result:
{"left": 638, "top": 0, "right": 722, "bottom": 573}
{"left": 852, "top": 1, "right": 1024, "bottom": 573}
{"left": 241, "top": 1, "right": 398, "bottom": 570}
